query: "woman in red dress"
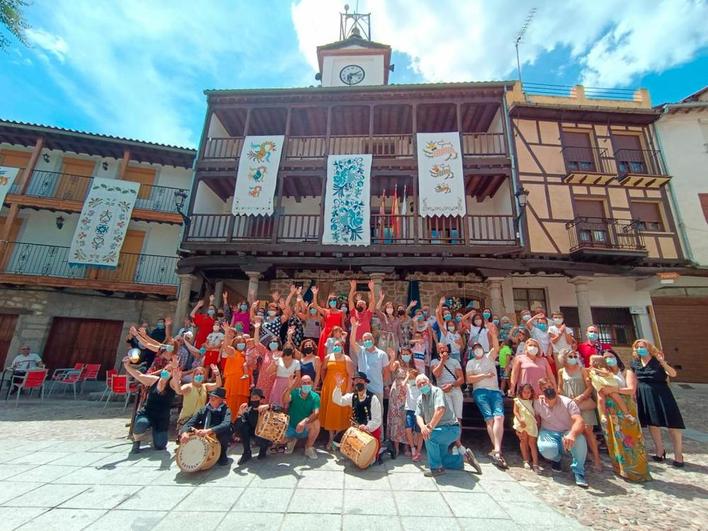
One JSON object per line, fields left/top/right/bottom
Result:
{"left": 312, "top": 286, "right": 344, "bottom": 361}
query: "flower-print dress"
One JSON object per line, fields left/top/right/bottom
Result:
{"left": 386, "top": 365, "right": 407, "bottom": 444}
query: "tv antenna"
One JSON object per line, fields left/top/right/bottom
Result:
{"left": 515, "top": 8, "right": 536, "bottom": 85}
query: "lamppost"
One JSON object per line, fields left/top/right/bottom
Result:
{"left": 515, "top": 188, "right": 530, "bottom": 223}
{"left": 173, "top": 189, "right": 191, "bottom": 228}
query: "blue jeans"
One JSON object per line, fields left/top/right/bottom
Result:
{"left": 425, "top": 424, "right": 463, "bottom": 470}
{"left": 134, "top": 414, "right": 169, "bottom": 449}
{"left": 537, "top": 428, "right": 587, "bottom": 476}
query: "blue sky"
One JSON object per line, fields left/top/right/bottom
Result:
{"left": 1, "top": 0, "right": 706, "bottom": 148}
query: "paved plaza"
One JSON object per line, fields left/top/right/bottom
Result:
{"left": 0, "top": 384, "right": 705, "bottom": 530}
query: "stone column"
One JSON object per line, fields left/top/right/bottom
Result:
{"left": 369, "top": 272, "right": 385, "bottom": 302}
{"left": 174, "top": 274, "right": 196, "bottom": 325}
{"left": 487, "top": 277, "right": 505, "bottom": 316}
{"left": 213, "top": 280, "right": 224, "bottom": 306}
{"left": 245, "top": 271, "right": 261, "bottom": 303}
{"left": 569, "top": 277, "right": 593, "bottom": 341}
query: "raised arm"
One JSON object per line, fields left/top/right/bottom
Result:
{"left": 655, "top": 350, "right": 677, "bottom": 378}
{"left": 205, "top": 364, "right": 222, "bottom": 390}
{"left": 190, "top": 299, "right": 205, "bottom": 319}
{"left": 348, "top": 280, "right": 356, "bottom": 310}
{"left": 122, "top": 357, "right": 159, "bottom": 386}
{"left": 164, "top": 317, "right": 173, "bottom": 339}
{"left": 282, "top": 372, "right": 298, "bottom": 407}
{"left": 367, "top": 279, "right": 376, "bottom": 307}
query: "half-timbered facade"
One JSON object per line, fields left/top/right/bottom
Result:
{"left": 0, "top": 120, "right": 195, "bottom": 373}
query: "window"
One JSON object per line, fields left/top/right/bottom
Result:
{"left": 561, "top": 131, "right": 596, "bottom": 172}
{"left": 560, "top": 306, "right": 637, "bottom": 347}
{"left": 513, "top": 288, "right": 547, "bottom": 319}
{"left": 699, "top": 194, "right": 708, "bottom": 223}
{"left": 630, "top": 201, "right": 665, "bottom": 232}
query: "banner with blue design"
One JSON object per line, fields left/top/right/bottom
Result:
{"left": 322, "top": 154, "right": 372, "bottom": 246}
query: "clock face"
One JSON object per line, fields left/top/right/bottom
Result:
{"left": 339, "top": 64, "right": 365, "bottom": 85}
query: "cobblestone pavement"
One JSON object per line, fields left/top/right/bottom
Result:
{"left": 0, "top": 384, "right": 705, "bottom": 530}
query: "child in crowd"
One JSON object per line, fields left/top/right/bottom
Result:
{"left": 498, "top": 338, "right": 514, "bottom": 393}
{"left": 411, "top": 332, "right": 427, "bottom": 376}
{"left": 589, "top": 355, "right": 636, "bottom": 424}
{"left": 513, "top": 383, "right": 541, "bottom": 473}
{"left": 404, "top": 367, "right": 424, "bottom": 462}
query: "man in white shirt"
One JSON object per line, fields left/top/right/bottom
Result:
{"left": 11, "top": 345, "right": 43, "bottom": 371}
{"left": 548, "top": 311, "right": 576, "bottom": 363}
{"left": 351, "top": 320, "right": 390, "bottom": 405}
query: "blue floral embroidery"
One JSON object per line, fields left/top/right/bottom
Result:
{"left": 328, "top": 157, "right": 367, "bottom": 243}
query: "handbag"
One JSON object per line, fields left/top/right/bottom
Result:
{"left": 443, "top": 362, "right": 467, "bottom": 393}
{"left": 577, "top": 398, "right": 597, "bottom": 411}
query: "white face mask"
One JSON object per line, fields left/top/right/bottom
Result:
{"left": 527, "top": 346, "right": 539, "bottom": 356}
{"left": 553, "top": 318, "right": 563, "bottom": 326}
{"left": 474, "top": 348, "right": 484, "bottom": 358}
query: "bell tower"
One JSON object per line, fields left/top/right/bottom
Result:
{"left": 316, "top": 5, "right": 393, "bottom": 87}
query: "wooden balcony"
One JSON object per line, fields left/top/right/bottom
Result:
{"left": 614, "top": 148, "right": 671, "bottom": 188}
{"left": 566, "top": 217, "right": 647, "bottom": 263}
{"left": 0, "top": 242, "right": 178, "bottom": 296}
{"left": 7, "top": 170, "right": 188, "bottom": 223}
{"left": 203, "top": 132, "right": 507, "bottom": 162}
{"left": 561, "top": 146, "right": 615, "bottom": 185}
{"left": 184, "top": 212, "right": 517, "bottom": 254}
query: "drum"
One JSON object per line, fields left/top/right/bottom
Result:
{"left": 255, "top": 409, "right": 290, "bottom": 443}
{"left": 340, "top": 427, "right": 379, "bottom": 469}
{"left": 175, "top": 433, "right": 221, "bottom": 473}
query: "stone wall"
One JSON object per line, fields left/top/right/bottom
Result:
{"left": 0, "top": 287, "right": 175, "bottom": 368}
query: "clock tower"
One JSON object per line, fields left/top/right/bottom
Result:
{"left": 316, "top": 6, "right": 392, "bottom": 87}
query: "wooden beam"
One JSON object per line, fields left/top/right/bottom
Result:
{"left": 0, "top": 273, "right": 177, "bottom": 296}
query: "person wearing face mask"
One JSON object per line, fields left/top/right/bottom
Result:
{"left": 548, "top": 311, "right": 576, "bottom": 367}
{"left": 180, "top": 387, "right": 233, "bottom": 466}
{"left": 254, "top": 322, "right": 280, "bottom": 402}
{"left": 387, "top": 348, "right": 415, "bottom": 457}
{"left": 627, "top": 339, "right": 685, "bottom": 468}
{"left": 351, "top": 318, "right": 390, "bottom": 406}
{"left": 174, "top": 365, "right": 222, "bottom": 438}
{"left": 122, "top": 356, "right": 177, "bottom": 453}
{"left": 266, "top": 339, "right": 301, "bottom": 408}
{"left": 534, "top": 377, "right": 589, "bottom": 488}
{"left": 220, "top": 325, "right": 253, "bottom": 416}
{"left": 319, "top": 338, "right": 355, "bottom": 450}
{"left": 191, "top": 294, "right": 219, "bottom": 350}
{"left": 526, "top": 312, "right": 554, "bottom": 372}
{"left": 234, "top": 388, "right": 272, "bottom": 464}
{"left": 204, "top": 322, "right": 225, "bottom": 374}
{"left": 463, "top": 310, "right": 493, "bottom": 361}
{"left": 298, "top": 339, "right": 320, "bottom": 384}
{"left": 300, "top": 303, "right": 322, "bottom": 340}
{"left": 599, "top": 349, "right": 651, "bottom": 481}
{"left": 556, "top": 348, "right": 603, "bottom": 473}
{"left": 282, "top": 374, "right": 321, "bottom": 460}
{"left": 436, "top": 297, "right": 464, "bottom": 362}
{"left": 577, "top": 324, "right": 611, "bottom": 368}
{"left": 348, "top": 279, "right": 376, "bottom": 342}
{"left": 310, "top": 286, "right": 344, "bottom": 361}
{"left": 228, "top": 292, "right": 252, "bottom": 336}
{"left": 508, "top": 338, "right": 556, "bottom": 397}
{"left": 498, "top": 316, "right": 513, "bottom": 342}
{"left": 466, "top": 342, "right": 507, "bottom": 469}
{"left": 414, "top": 373, "right": 481, "bottom": 476}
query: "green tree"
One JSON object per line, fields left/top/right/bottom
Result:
{"left": 1, "top": 0, "right": 29, "bottom": 49}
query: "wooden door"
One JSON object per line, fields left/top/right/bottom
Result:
{"left": 93, "top": 230, "right": 145, "bottom": 283}
{"left": 575, "top": 199, "right": 608, "bottom": 246}
{"left": 59, "top": 158, "right": 95, "bottom": 201}
{"left": 561, "top": 131, "right": 596, "bottom": 172}
{"left": 44, "top": 317, "right": 124, "bottom": 376}
{"left": 613, "top": 135, "right": 646, "bottom": 174}
{"left": 0, "top": 216, "right": 23, "bottom": 270}
{"left": 0, "top": 314, "right": 19, "bottom": 368}
{"left": 123, "top": 166, "right": 156, "bottom": 200}
{"left": 652, "top": 297, "right": 708, "bottom": 383}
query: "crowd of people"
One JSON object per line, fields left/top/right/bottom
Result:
{"left": 119, "top": 283, "right": 686, "bottom": 486}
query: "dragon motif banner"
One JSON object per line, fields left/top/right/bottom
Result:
{"left": 68, "top": 178, "right": 140, "bottom": 267}
{"left": 322, "top": 154, "right": 372, "bottom": 246}
{"left": 416, "top": 132, "right": 467, "bottom": 217}
{"left": 232, "top": 135, "right": 285, "bottom": 216}
{"left": 0, "top": 166, "right": 20, "bottom": 208}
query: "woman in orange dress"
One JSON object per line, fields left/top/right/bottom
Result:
{"left": 221, "top": 324, "right": 250, "bottom": 416}
{"left": 312, "top": 286, "right": 344, "bottom": 361}
{"left": 318, "top": 337, "right": 355, "bottom": 450}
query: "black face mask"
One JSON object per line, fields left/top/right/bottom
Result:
{"left": 543, "top": 388, "right": 557, "bottom": 399}
{"left": 397, "top": 310, "right": 405, "bottom": 316}
{"left": 249, "top": 400, "right": 260, "bottom": 408}
{"left": 355, "top": 382, "right": 366, "bottom": 392}
{"left": 283, "top": 349, "right": 293, "bottom": 357}
{"left": 302, "top": 347, "right": 314, "bottom": 355}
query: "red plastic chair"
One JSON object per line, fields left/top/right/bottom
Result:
{"left": 12, "top": 369, "right": 48, "bottom": 407}
{"left": 48, "top": 368, "right": 83, "bottom": 399}
{"left": 99, "top": 369, "right": 118, "bottom": 401}
{"left": 103, "top": 375, "right": 133, "bottom": 409}
{"left": 80, "top": 363, "right": 101, "bottom": 392}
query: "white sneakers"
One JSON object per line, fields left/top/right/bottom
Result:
{"left": 305, "top": 447, "right": 317, "bottom": 460}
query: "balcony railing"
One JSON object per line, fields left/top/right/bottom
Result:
{"left": 186, "top": 213, "right": 517, "bottom": 246}
{"left": 562, "top": 146, "right": 612, "bottom": 174}
{"left": 15, "top": 170, "right": 187, "bottom": 213}
{"left": 203, "top": 133, "right": 507, "bottom": 160}
{"left": 614, "top": 148, "right": 666, "bottom": 176}
{"left": 3, "top": 242, "right": 178, "bottom": 286}
{"left": 566, "top": 217, "right": 645, "bottom": 253}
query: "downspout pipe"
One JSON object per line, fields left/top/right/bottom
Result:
{"left": 502, "top": 85, "right": 526, "bottom": 248}
{"left": 653, "top": 107, "right": 696, "bottom": 265}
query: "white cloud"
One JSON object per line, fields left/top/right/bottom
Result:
{"left": 25, "top": 28, "right": 69, "bottom": 62}
{"left": 291, "top": 0, "right": 708, "bottom": 87}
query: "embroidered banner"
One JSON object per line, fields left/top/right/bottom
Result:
{"left": 416, "top": 132, "right": 467, "bottom": 217}
{"left": 68, "top": 177, "right": 140, "bottom": 267}
{"left": 0, "top": 166, "right": 20, "bottom": 207}
{"left": 232, "top": 135, "right": 285, "bottom": 216}
{"left": 322, "top": 154, "right": 372, "bottom": 246}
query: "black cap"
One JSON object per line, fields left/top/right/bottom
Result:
{"left": 353, "top": 371, "right": 370, "bottom": 383}
{"left": 250, "top": 388, "right": 265, "bottom": 398}
{"left": 209, "top": 388, "right": 226, "bottom": 399}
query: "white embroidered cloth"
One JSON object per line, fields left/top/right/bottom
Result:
{"left": 0, "top": 166, "right": 20, "bottom": 207}
{"left": 416, "top": 132, "right": 467, "bottom": 217}
{"left": 232, "top": 135, "right": 285, "bottom": 216}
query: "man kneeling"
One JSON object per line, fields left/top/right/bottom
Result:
{"left": 234, "top": 388, "right": 272, "bottom": 465}
{"left": 282, "top": 374, "right": 320, "bottom": 460}
{"left": 180, "top": 387, "right": 232, "bottom": 466}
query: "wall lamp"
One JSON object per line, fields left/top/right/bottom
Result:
{"left": 42, "top": 153, "right": 50, "bottom": 163}
{"left": 515, "top": 188, "right": 529, "bottom": 222}
{"left": 174, "top": 189, "right": 191, "bottom": 228}
{"left": 55, "top": 216, "right": 65, "bottom": 230}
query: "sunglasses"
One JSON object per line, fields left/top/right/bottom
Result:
{"left": 567, "top": 355, "right": 578, "bottom": 359}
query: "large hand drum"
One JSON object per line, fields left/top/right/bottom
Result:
{"left": 340, "top": 426, "right": 379, "bottom": 469}
{"left": 255, "top": 409, "right": 290, "bottom": 443}
{"left": 176, "top": 433, "right": 221, "bottom": 473}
